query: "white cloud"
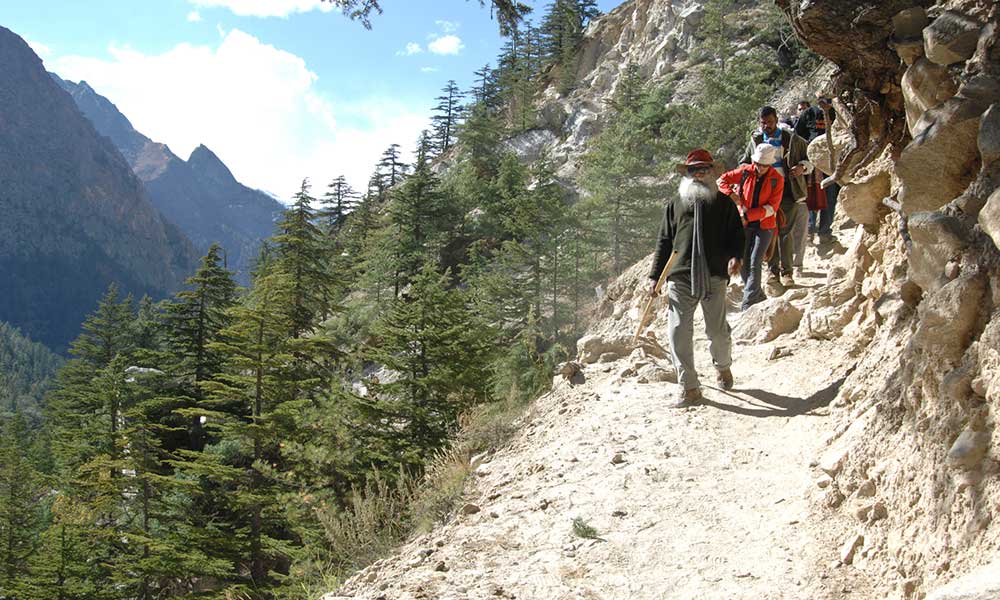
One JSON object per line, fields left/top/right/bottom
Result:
{"left": 49, "top": 29, "right": 428, "bottom": 201}
{"left": 24, "top": 37, "right": 52, "bottom": 58}
{"left": 420, "top": 66, "right": 439, "bottom": 73}
{"left": 396, "top": 42, "right": 422, "bottom": 56}
{"left": 428, "top": 35, "right": 463, "bottom": 56}
{"left": 187, "top": 10, "right": 203, "bottom": 22}
{"left": 435, "top": 20, "right": 459, "bottom": 33}
{"left": 188, "top": 0, "right": 333, "bottom": 18}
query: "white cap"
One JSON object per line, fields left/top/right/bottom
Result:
{"left": 751, "top": 142, "right": 778, "bottom": 166}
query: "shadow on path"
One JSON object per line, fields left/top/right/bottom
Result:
{"left": 701, "top": 377, "right": 844, "bottom": 418}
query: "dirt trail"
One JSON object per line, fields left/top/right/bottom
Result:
{"left": 330, "top": 241, "right": 875, "bottom": 600}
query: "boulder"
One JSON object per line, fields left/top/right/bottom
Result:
{"left": 926, "top": 559, "right": 1000, "bottom": 600}
{"left": 892, "top": 7, "right": 928, "bottom": 41}
{"left": 901, "top": 58, "right": 959, "bottom": 135}
{"left": 806, "top": 116, "right": 853, "bottom": 177}
{"left": 913, "top": 275, "right": 986, "bottom": 365}
{"left": 577, "top": 334, "right": 633, "bottom": 364}
{"left": 636, "top": 363, "right": 677, "bottom": 384}
{"left": 892, "top": 8, "right": 929, "bottom": 65}
{"left": 978, "top": 187, "right": 1000, "bottom": 252}
{"left": 838, "top": 171, "right": 891, "bottom": 225}
{"left": 733, "top": 298, "right": 803, "bottom": 344}
{"left": 979, "top": 104, "right": 1000, "bottom": 170}
{"left": 906, "top": 212, "right": 967, "bottom": 292}
{"left": 923, "top": 10, "right": 982, "bottom": 66}
{"left": 898, "top": 95, "right": 985, "bottom": 214}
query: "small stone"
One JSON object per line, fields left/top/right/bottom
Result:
{"left": 856, "top": 479, "right": 876, "bottom": 498}
{"left": 971, "top": 376, "right": 988, "bottom": 397}
{"left": 419, "top": 548, "right": 434, "bottom": 558}
{"left": 435, "top": 540, "right": 445, "bottom": 547}
{"left": 490, "top": 511, "right": 499, "bottom": 518}
{"left": 819, "top": 446, "right": 848, "bottom": 477}
{"left": 611, "top": 452, "right": 626, "bottom": 465}
{"left": 460, "top": 503, "right": 481, "bottom": 515}
{"left": 841, "top": 534, "right": 864, "bottom": 564}
{"left": 823, "top": 488, "right": 846, "bottom": 509}
{"left": 944, "top": 260, "right": 960, "bottom": 280}
{"left": 816, "top": 474, "right": 833, "bottom": 489}
{"left": 612, "top": 509, "right": 628, "bottom": 517}
{"left": 946, "top": 430, "right": 991, "bottom": 470}
{"left": 434, "top": 561, "right": 448, "bottom": 572}
{"left": 408, "top": 556, "right": 424, "bottom": 568}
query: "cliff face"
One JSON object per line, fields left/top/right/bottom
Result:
{"left": 56, "top": 77, "right": 284, "bottom": 284}
{"left": 775, "top": 0, "right": 1000, "bottom": 595}
{"left": 0, "top": 26, "right": 199, "bottom": 352}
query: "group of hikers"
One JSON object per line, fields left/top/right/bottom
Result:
{"left": 646, "top": 100, "right": 840, "bottom": 407}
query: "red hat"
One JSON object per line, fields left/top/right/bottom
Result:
{"left": 675, "top": 149, "right": 714, "bottom": 174}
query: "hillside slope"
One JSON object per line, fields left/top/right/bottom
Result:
{"left": 0, "top": 26, "right": 199, "bottom": 352}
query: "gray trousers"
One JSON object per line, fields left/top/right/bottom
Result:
{"left": 790, "top": 201, "right": 809, "bottom": 268}
{"left": 666, "top": 276, "right": 733, "bottom": 391}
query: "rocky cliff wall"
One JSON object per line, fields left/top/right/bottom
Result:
{"left": 776, "top": 0, "right": 1000, "bottom": 596}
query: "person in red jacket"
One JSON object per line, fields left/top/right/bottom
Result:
{"left": 716, "top": 143, "right": 784, "bottom": 310}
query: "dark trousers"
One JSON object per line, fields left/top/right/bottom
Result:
{"left": 741, "top": 225, "right": 773, "bottom": 310}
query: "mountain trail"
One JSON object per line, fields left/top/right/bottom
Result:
{"left": 331, "top": 232, "right": 878, "bottom": 600}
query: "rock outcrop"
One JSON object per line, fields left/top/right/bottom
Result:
{"left": 779, "top": 0, "right": 1000, "bottom": 596}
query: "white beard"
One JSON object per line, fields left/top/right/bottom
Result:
{"left": 679, "top": 176, "right": 717, "bottom": 208}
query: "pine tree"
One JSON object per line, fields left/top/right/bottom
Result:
{"left": 195, "top": 267, "right": 302, "bottom": 596}
{"left": 162, "top": 243, "right": 239, "bottom": 451}
{"left": 376, "top": 144, "right": 407, "bottom": 189}
{"left": 0, "top": 411, "right": 44, "bottom": 596}
{"left": 273, "top": 180, "right": 337, "bottom": 338}
{"left": 361, "top": 263, "right": 494, "bottom": 471}
{"left": 320, "top": 175, "right": 360, "bottom": 238}
{"left": 431, "top": 80, "right": 465, "bottom": 155}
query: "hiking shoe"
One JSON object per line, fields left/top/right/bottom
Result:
{"left": 668, "top": 387, "right": 702, "bottom": 408}
{"left": 716, "top": 368, "right": 734, "bottom": 391}
{"left": 781, "top": 273, "right": 795, "bottom": 287}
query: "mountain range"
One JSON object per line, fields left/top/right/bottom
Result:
{"left": 0, "top": 25, "right": 199, "bottom": 352}
{"left": 55, "top": 76, "right": 284, "bottom": 285}
{"left": 0, "top": 25, "right": 282, "bottom": 352}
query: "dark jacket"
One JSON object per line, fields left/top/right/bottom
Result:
{"left": 649, "top": 190, "right": 745, "bottom": 283}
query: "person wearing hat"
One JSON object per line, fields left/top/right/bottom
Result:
{"left": 741, "top": 106, "right": 813, "bottom": 287}
{"left": 647, "top": 149, "right": 745, "bottom": 408}
{"left": 717, "top": 143, "right": 784, "bottom": 311}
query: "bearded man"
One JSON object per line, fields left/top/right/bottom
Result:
{"left": 647, "top": 149, "right": 745, "bottom": 408}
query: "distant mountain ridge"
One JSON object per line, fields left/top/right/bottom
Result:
{"left": 55, "top": 76, "right": 284, "bottom": 284}
{"left": 0, "top": 25, "right": 199, "bottom": 352}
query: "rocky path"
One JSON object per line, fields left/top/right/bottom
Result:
{"left": 329, "top": 240, "right": 876, "bottom": 600}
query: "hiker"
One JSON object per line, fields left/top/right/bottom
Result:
{"left": 648, "top": 149, "right": 744, "bottom": 407}
{"left": 741, "top": 106, "right": 813, "bottom": 285}
{"left": 808, "top": 97, "right": 840, "bottom": 243}
{"left": 717, "top": 144, "right": 783, "bottom": 311}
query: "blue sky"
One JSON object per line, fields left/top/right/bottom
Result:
{"left": 2, "top": 0, "right": 621, "bottom": 201}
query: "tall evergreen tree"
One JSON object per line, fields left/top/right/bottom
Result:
{"left": 0, "top": 411, "right": 44, "bottom": 596}
{"left": 162, "top": 244, "right": 239, "bottom": 450}
{"left": 431, "top": 80, "right": 465, "bottom": 155}
{"left": 376, "top": 144, "right": 407, "bottom": 189}
{"left": 320, "top": 175, "right": 360, "bottom": 238}
{"left": 360, "top": 263, "right": 494, "bottom": 471}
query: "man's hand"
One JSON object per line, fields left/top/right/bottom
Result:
{"left": 763, "top": 204, "right": 775, "bottom": 218}
{"left": 648, "top": 278, "right": 659, "bottom": 297}
{"left": 790, "top": 164, "right": 805, "bottom": 178}
{"left": 728, "top": 190, "right": 741, "bottom": 203}
{"left": 728, "top": 257, "right": 742, "bottom": 277}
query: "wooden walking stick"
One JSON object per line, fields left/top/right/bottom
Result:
{"left": 633, "top": 250, "right": 679, "bottom": 342}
